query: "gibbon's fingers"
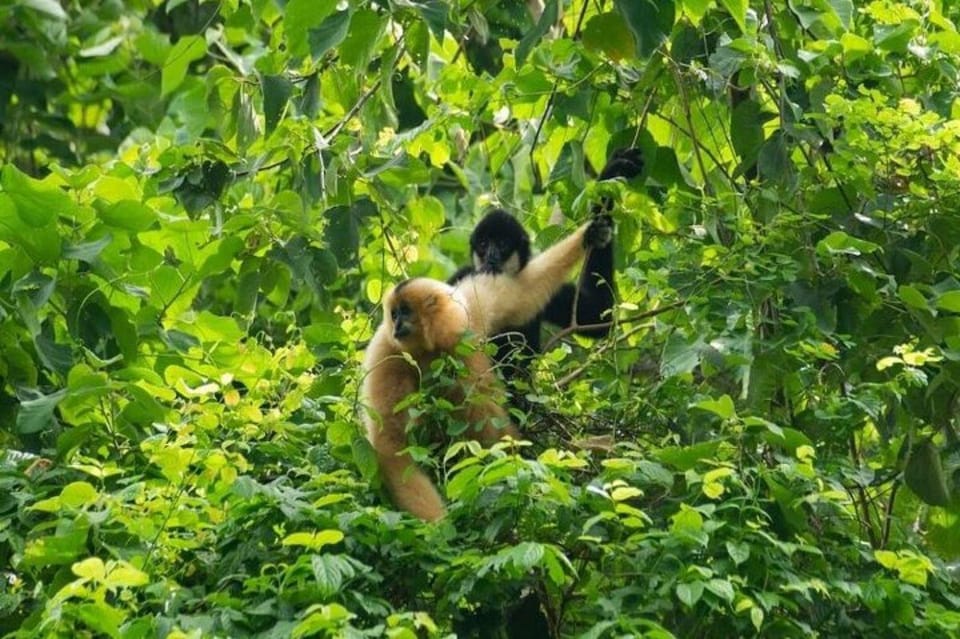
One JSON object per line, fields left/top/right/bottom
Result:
{"left": 585, "top": 215, "right": 614, "bottom": 248}
{"left": 369, "top": 422, "right": 446, "bottom": 522}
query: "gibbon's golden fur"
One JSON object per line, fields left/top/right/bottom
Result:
{"left": 362, "top": 218, "right": 609, "bottom": 521}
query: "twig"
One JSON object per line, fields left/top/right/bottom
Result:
{"left": 543, "top": 300, "right": 684, "bottom": 352}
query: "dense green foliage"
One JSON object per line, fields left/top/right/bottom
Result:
{"left": 2, "top": 0, "right": 960, "bottom": 636}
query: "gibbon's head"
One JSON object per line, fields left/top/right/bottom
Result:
{"left": 384, "top": 278, "right": 468, "bottom": 354}
{"left": 470, "top": 209, "right": 531, "bottom": 276}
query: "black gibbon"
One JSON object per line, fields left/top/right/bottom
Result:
{"left": 362, "top": 217, "right": 612, "bottom": 521}
{"left": 448, "top": 148, "right": 644, "bottom": 398}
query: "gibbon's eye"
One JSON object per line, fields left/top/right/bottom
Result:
{"left": 476, "top": 239, "right": 488, "bottom": 255}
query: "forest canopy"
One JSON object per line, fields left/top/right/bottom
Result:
{"left": 2, "top": 0, "right": 960, "bottom": 637}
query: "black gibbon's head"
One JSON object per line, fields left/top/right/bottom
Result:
{"left": 470, "top": 209, "right": 531, "bottom": 276}
{"left": 385, "top": 278, "right": 466, "bottom": 354}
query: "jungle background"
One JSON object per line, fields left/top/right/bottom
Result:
{"left": 2, "top": 0, "right": 960, "bottom": 636}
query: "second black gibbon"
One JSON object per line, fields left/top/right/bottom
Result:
{"left": 362, "top": 218, "right": 612, "bottom": 521}
{"left": 448, "top": 148, "right": 644, "bottom": 394}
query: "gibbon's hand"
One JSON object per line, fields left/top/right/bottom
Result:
{"left": 599, "top": 147, "right": 644, "bottom": 181}
{"left": 584, "top": 214, "right": 614, "bottom": 249}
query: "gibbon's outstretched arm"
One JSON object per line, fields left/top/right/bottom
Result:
{"left": 453, "top": 217, "right": 610, "bottom": 337}
{"left": 447, "top": 148, "right": 644, "bottom": 407}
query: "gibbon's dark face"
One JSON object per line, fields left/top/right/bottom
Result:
{"left": 470, "top": 209, "right": 531, "bottom": 276}
{"left": 387, "top": 279, "right": 421, "bottom": 342}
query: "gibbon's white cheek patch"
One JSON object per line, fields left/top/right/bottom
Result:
{"left": 501, "top": 253, "right": 521, "bottom": 276}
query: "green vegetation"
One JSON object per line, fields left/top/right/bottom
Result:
{"left": 2, "top": 0, "right": 960, "bottom": 636}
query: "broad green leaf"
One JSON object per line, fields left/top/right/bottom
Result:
{"left": 309, "top": 10, "right": 352, "bottom": 61}
{"left": 841, "top": 32, "right": 873, "bottom": 62}
{"left": 73, "top": 556, "right": 107, "bottom": 581}
{"left": 937, "top": 290, "right": 960, "bottom": 313}
{"left": 726, "top": 541, "right": 750, "bottom": 565}
{"left": 304, "top": 322, "right": 347, "bottom": 345}
{"left": 0, "top": 193, "right": 62, "bottom": 261}
{"left": 61, "top": 481, "right": 98, "bottom": 508}
{"left": 676, "top": 581, "right": 704, "bottom": 607}
{"left": 311, "top": 554, "right": 358, "bottom": 597}
{"left": 292, "top": 604, "right": 352, "bottom": 638}
{"left": 161, "top": 35, "right": 206, "bottom": 96}
{"left": 610, "top": 486, "right": 643, "bottom": 501}
{"left": 658, "top": 440, "right": 725, "bottom": 471}
{"left": 2, "top": 165, "right": 75, "bottom": 226}
{"left": 63, "top": 234, "right": 112, "bottom": 262}
{"left": 324, "top": 199, "right": 376, "bottom": 267}
{"left": 16, "top": 389, "right": 67, "bottom": 434}
{"left": 830, "top": 0, "right": 854, "bottom": 29}
{"left": 516, "top": 0, "right": 558, "bottom": 66}
{"left": 816, "top": 230, "right": 880, "bottom": 257}
{"left": 22, "top": 0, "right": 67, "bottom": 19}
{"left": 97, "top": 200, "right": 157, "bottom": 232}
{"left": 285, "top": 0, "right": 338, "bottom": 58}
{"left": 582, "top": 13, "right": 635, "bottom": 61}
{"left": 262, "top": 74, "right": 293, "bottom": 136}
{"left": 719, "top": 0, "right": 748, "bottom": 33}
{"left": 705, "top": 578, "right": 735, "bottom": 603}
{"left": 150, "top": 446, "right": 194, "bottom": 483}
{"left": 282, "top": 530, "right": 345, "bottom": 550}
{"left": 670, "top": 504, "right": 704, "bottom": 536}
{"left": 22, "top": 527, "right": 89, "bottom": 567}
{"left": 340, "top": 9, "right": 385, "bottom": 68}
{"left": 615, "top": 0, "right": 675, "bottom": 58}
{"left": 899, "top": 285, "right": 929, "bottom": 310}
{"left": 693, "top": 395, "right": 736, "bottom": 420}
{"left": 681, "top": 0, "right": 710, "bottom": 24}
{"left": 351, "top": 435, "right": 379, "bottom": 482}
{"left": 198, "top": 236, "right": 243, "bottom": 278}
{"left": 874, "top": 549, "right": 934, "bottom": 587}
{"left": 446, "top": 464, "right": 482, "bottom": 500}
{"left": 904, "top": 439, "right": 950, "bottom": 507}
{"left": 92, "top": 175, "right": 140, "bottom": 201}
{"left": 407, "top": 195, "right": 445, "bottom": 233}
{"left": 416, "top": 0, "right": 447, "bottom": 41}
{"left": 508, "top": 542, "right": 545, "bottom": 571}
{"left": 74, "top": 602, "right": 124, "bottom": 639}
{"left": 104, "top": 562, "right": 149, "bottom": 588}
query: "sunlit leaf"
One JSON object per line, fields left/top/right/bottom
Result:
{"left": 161, "top": 35, "right": 206, "bottom": 96}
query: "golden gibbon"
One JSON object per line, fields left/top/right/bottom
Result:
{"left": 361, "top": 216, "right": 611, "bottom": 521}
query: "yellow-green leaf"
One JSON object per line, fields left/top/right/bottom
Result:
{"left": 281, "top": 530, "right": 345, "bottom": 550}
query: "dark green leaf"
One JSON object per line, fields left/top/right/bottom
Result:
{"left": 262, "top": 74, "right": 294, "bottom": 136}
{"left": 16, "top": 388, "right": 67, "bottom": 434}
{"left": 582, "top": 12, "right": 636, "bottom": 61}
{"left": 63, "top": 234, "right": 112, "bottom": 262}
{"left": 904, "top": 439, "right": 950, "bottom": 507}
{"left": 309, "top": 11, "right": 352, "bottom": 61}
{"left": 416, "top": 1, "right": 447, "bottom": 42}
{"left": 615, "top": 0, "right": 675, "bottom": 58}
{"left": 516, "top": 0, "right": 558, "bottom": 66}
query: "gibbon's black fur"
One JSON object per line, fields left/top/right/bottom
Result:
{"left": 362, "top": 219, "right": 611, "bottom": 521}
{"left": 449, "top": 148, "right": 644, "bottom": 399}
